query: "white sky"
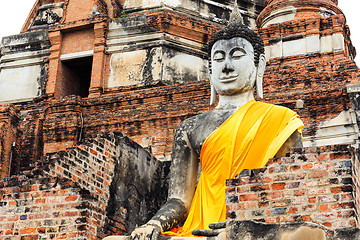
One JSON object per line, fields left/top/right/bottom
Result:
{"left": 0, "top": 1, "right": 359, "bottom": 64}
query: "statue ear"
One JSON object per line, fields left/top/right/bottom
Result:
{"left": 256, "top": 54, "right": 266, "bottom": 99}
{"left": 210, "top": 84, "right": 217, "bottom": 106}
{"left": 208, "top": 61, "right": 217, "bottom": 106}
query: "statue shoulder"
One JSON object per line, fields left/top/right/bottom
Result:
{"left": 175, "top": 109, "right": 233, "bottom": 151}
{"left": 256, "top": 101, "right": 298, "bottom": 115}
{"left": 175, "top": 111, "right": 215, "bottom": 134}
{"left": 171, "top": 111, "right": 214, "bottom": 155}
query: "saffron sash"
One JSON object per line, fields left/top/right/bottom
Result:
{"left": 166, "top": 100, "right": 304, "bottom": 236}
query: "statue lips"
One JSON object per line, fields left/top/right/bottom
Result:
{"left": 219, "top": 75, "right": 239, "bottom": 83}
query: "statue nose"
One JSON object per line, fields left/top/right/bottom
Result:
{"left": 222, "top": 61, "right": 234, "bottom": 74}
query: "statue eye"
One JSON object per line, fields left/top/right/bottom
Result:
{"left": 213, "top": 52, "right": 225, "bottom": 61}
{"left": 232, "top": 50, "right": 245, "bottom": 59}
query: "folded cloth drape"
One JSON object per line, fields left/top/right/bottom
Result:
{"left": 164, "top": 100, "right": 304, "bottom": 236}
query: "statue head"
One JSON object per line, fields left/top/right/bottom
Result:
{"left": 208, "top": 3, "right": 266, "bottom": 105}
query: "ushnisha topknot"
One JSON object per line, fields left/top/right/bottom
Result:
{"left": 208, "top": 1, "right": 265, "bottom": 70}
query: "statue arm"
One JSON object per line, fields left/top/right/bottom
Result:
{"left": 131, "top": 121, "right": 199, "bottom": 239}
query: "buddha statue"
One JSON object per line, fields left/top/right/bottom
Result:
{"left": 129, "top": 4, "right": 303, "bottom": 240}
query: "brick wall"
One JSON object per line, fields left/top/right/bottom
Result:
{"left": 42, "top": 97, "right": 82, "bottom": 155}
{"left": 44, "top": 132, "right": 118, "bottom": 238}
{"left": 17, "top": 108, "right": 44, "bottom": 170}
{"left": 62, "top": 0, "right": 98, "bottom": 23}
{"left": 0, "top": 104, "right": 20, "bottom": 178}
{"left": 259, "top": 15, "right": 348, "bottom": 46}
{"left": 0, "top": 131, "right": 167, "bottom": 239}
{"left": 0, "top": 132, "right": 117, "bottom": 239}
{"left": 16, "top": 81, "right": 211, "bottom": 169}
{"left": 226, "top": 145, "right": 356, "bottom": 228}
{"left": 0, "top": 175, "right": 91, "bottom": 239}
{"left": 45, "top": 131, "right": 169, "bottom": 237}
{"left": 258, "top": 13, "right": 359, "bottom": 137}
{"left": 352, "top": 149, "right": 360, "bottom": 228}
{"left": 262, "top": 53, "right": 359, "bottom": 136}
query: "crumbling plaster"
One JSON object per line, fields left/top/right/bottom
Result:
{"left": 303, "top": 110, "right": 359, "bottom": 148}
{"left": 0, "top": 65, "right": 42, "bottom": 103}
{"left": 264, "top": 33, "right": 345, "bottom": 60}
{"left": 0, "top": 30, "right": 50, "bottom": 103}
{"left": 107, "top": 15, "right": 209, "bottom": 86}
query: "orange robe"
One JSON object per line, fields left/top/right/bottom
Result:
{"left": 166, "top": 100, "right": 304, "bottom": 236}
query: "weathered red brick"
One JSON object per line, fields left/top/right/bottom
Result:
{"left": 271, "top": 183, "right": 286, "bottom": 190}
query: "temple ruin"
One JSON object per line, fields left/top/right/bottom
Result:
{"left": 0, "top": 0, "right": 360, "bottom": 239}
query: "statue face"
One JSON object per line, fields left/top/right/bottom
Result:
{"left": 210, "top": 37, "right": 257, "bottom": 96}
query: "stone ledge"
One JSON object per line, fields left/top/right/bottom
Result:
{"left": 227, "top": 220, "right": 360, "bottom": 240}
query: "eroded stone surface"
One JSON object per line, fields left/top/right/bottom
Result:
{"left": 0, "top": 65, "right": 42, "bottom": 102}
{"left": 227, "top": 221, "right": 360, "bottom": 240}
{"left": 0, "top": 30, "right": 50, "bottom": 103}
{"left": 280, "top": 226, "right": 325, "bottom": 240}
{"left": 109, "top": 50, "right": 150, "bottom": 86}
{"left": 122, "top": 0, "right": 264, "bottom": 27}
{"left": 30, "top": 2, "right": 64, "bottom": 30}
{"left": 105, "top": 133, "right": 170, "bottom": 235}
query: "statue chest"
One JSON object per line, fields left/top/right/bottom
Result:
{"left": 189, "top": 111, "right": 234, "bottom": 156}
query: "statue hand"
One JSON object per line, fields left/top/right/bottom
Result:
{"left": 192, "top": 221, "right": 226, "bottom": 237}
{"left": 130, "top": 221, "right": 162, "bottom": 240}
{"left": 209, "top": 221, "right": 226, "bottom": 229}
